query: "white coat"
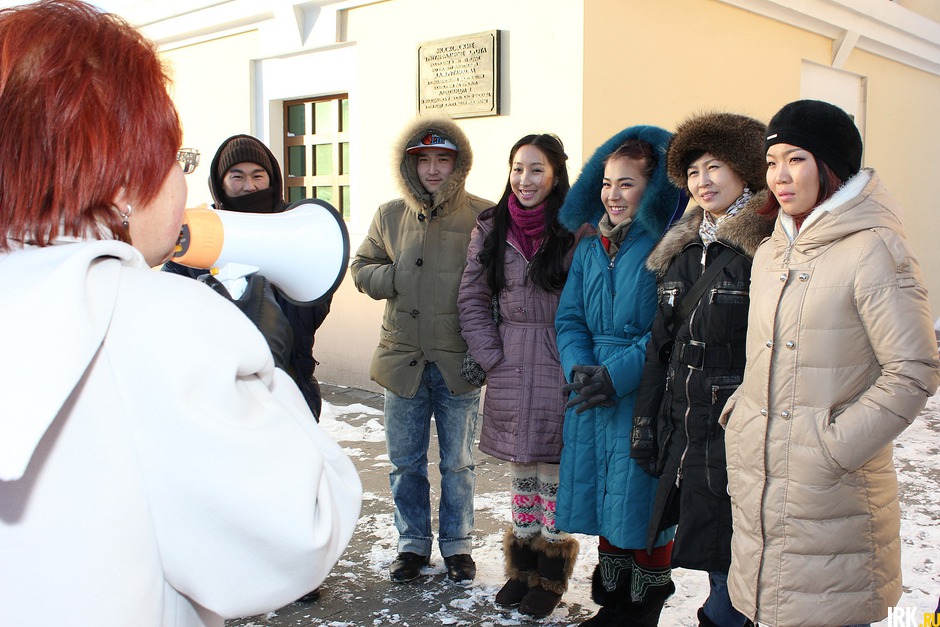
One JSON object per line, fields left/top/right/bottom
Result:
{"left": 0, "top": 240, "right": 362, "bottom": 627}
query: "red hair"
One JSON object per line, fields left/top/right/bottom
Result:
{"left": 0, "top": 0, "right": 182, "bottom": 249}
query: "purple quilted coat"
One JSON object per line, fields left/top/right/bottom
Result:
{"left": 457, "top": 215, "right": 588, "bottom": 462}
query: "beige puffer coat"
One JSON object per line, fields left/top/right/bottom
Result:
{"left": 351, "top": 116, "right": 491, "bottom": 397}
{"left": 721, "top": 169, "right": 940, "bottom": 626}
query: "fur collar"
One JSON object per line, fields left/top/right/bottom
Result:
{"left": 780, "top": 169, "right": 872, "bottom": 241}
{"left": 645, "top": 190, "right": 772, "bottom": 276}
{"left": 393, "top": 116, "right": 472, "bottom": 217}
{"left": 559, "top": 125, "right": 684, "bottom": 239}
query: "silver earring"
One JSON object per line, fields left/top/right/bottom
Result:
{"left": 119, "top": 204, "right": 132, "bottom": 228}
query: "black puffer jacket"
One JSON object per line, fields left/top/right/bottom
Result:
{"left": 631, "top": 192, "right": 771, "bottom": 570}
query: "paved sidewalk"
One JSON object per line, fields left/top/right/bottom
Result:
{"left": 225, "top": 383, "right": 940, "bottom": 627}
{"left": 227, "top": 383, "right": 592, "bottom": 627}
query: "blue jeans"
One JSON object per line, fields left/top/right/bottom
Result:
{"left": 384, "top": 362, "right": 480, "bottom": 558}
{"left": 703, "top": 571, "right": 748, "bottom": 627}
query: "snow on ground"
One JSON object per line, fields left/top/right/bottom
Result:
{"left": 314, "top": 393, "right": 940, "bottom": 625}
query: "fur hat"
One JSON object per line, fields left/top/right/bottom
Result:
{"left": 216, "top": 135, "right": 275, "bottom": 180}
{"left": 765, "top": 99, "right": 862, "bottom": 181}
{"left": 667, "top": 112, "right": 767, "bottom": 191}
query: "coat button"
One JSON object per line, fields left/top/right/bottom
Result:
{"left": 779, "top": 274, "right": 786, "bottom": 282}
{"left": 417, "top": 213, "right": 426, "bottom": 222}
{"left": 416, "top": 258, "right": 423, "bottom": 266}
{"left": 785, "top": 341, "right": 795, "bottom": 349}
{"left": 412, "top": 309, "right": 419, "bottom": 316}
{"left": 798, "top": 273, "right": 809, "bottom": 281}
{"left": 760, "top": 408, "right": 768, "bottom": 416}
{"left": 781, "top": 410, "right": 791, "bottom": 420}
{"left": 766, "top": 340, "right": 773, "bottom": 348}
{"left": 409, "top": 359, "right": 417, "bottom": 366}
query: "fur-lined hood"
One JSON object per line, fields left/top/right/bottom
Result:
{"left": 559, "top": 125, "right": 684, "bottom": 239}
{"left": 645, "top": 190, "right": 773, "bottom": 277}
{"left": 393, "top": 116, "right": 473, "bottom": 216}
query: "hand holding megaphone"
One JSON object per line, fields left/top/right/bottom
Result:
{"left": 172, "top": 199, "right": 350, "bottom": 305}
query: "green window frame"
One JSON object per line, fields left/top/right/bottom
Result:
{"left": 283, "top": 95, "right": 350, "bottom": 219}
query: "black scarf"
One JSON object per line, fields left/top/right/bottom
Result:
{"left": 221, "top": 187, "right": 279, "bottom": 213}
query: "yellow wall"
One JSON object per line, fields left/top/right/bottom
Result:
{"left": 583, "top": 0, "right": 939, "bottom": 318}
{"left": 845, "top": 48, "right": 940, "bottom": 293}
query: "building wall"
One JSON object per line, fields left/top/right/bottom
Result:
{"left": 163, "top": 0, "right": 586, "bottom": 391}
{"left": 160, "top": 0, "right": 939, "bottom": 392}
{"left": 164, "top": 30, "right": 259, "bottom": 208}
{"left": 582, "top": 0, "right": 939, "bottom": 323}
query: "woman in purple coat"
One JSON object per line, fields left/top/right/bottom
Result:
{"left": 458, "top": 134, "right": 589, "bottom": 618}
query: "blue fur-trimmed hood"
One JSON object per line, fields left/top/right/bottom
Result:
{"left": 559, "top": 125, "right": 684, "bottom": 238}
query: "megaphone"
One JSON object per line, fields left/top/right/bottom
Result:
{"left": 172, "top": 198, "right": 350, "bottom": 305}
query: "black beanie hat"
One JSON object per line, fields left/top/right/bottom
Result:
{"left": 765, "top": 99, "right": 862, "bottom": 181}
{"left": 216, "top": 136, "right": 275, "bottom": 180}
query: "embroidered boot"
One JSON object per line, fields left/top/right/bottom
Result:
{"left": 623, "top": 561, "right": 675, "bottom": 627}
{"left": 518, "top": 535, "right": 579, "bottom": 619}
{"left": 494, "top": 529, "right": 538, "bottom": 608}
{"left": 581, "top": 551, "right": 634, "bottom": 626}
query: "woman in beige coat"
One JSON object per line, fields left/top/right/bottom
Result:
{"left": 721, "top": 100, "right": 939, "bottom": 627}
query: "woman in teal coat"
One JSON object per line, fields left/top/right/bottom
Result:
{"left": 555, "top": 125, "right": 684, "bottom": 626}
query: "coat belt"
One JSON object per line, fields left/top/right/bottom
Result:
{"left": 501, "top": 320, "right": 554, "bottom": 329}
{"left": 674, "top": 339, "right": 746, "bottom": 371}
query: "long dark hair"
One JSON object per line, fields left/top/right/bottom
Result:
{"left": 477, "top": 134, "right": 574, "bottom": 293}
{"left": 759, "top": 153, "right": 844, "bottom": 217}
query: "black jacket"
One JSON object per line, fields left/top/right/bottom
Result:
{"left": 631, "top": 192, "right": 772, "bottom": 570}
{"left": 164, "top": 135, "right": 331, "bottom": 418}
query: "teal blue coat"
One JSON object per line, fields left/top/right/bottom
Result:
{"left": 554, "top": 125, "right": 683, "bottom": 549}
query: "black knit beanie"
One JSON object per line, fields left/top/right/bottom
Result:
{"left": 765, "top": 100, "right": 862, "bottom": 182}
{"left": 216, "top": 136, "right": 275, "bottom": 180}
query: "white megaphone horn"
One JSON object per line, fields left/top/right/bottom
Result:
{"left": 172, "top": 198, "right": 350, "bottom": 305}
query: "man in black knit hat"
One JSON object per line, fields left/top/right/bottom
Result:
{"left": 164, "top": 134, "right": 332, "bottom": 422}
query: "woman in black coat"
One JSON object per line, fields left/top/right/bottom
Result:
{"left": 630, "top": 113, "right": 772, "bottom": 627}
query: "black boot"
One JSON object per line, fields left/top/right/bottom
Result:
{"left": 518, "top": 536, "right": 579, "bottom": 618}
{"left": 494, "top": 530, "right": 538, "bottom": 608}
{"left": 581, "top": 552, "right": 634, "bottom": 626}
{"left": 623, "top": 562, "right": 674, "bottom": 627}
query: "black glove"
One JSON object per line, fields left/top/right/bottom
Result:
{"left": 201, "top": 273, "right": 294, "bottom": 372}
{"left": 630, "top": 415, "right": 659, "bottom": 477}
{"left": 563, "top": 365, "right": 616, "bottom": 414}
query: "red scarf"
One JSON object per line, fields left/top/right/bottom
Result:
{"left": 507, "top": 193, "right": 545, "bottom": 260}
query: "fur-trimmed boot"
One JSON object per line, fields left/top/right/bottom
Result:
{"left": 624, "top": 561, "right": 675, "bottom": 627}
{"left": 581, "top": 552, "right": 634, "bottom": 626}
{"left": 518, "top": 536, "right": 579, "bottom": 619}
{"left": 494, "top": 530, "right": 538, "bottom": 608}
{"left": 582, "top": 552, "right": 675, "bottom": 627}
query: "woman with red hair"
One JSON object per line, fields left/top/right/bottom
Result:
{"left": 0, "top": 2, "right": 361, "bottom": 625}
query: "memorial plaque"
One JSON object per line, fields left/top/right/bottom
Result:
{"left": 417, "top": 30, "right": 500, "bottom": 118}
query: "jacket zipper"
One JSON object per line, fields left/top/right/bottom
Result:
{"left": 709, "top": 288, "right": 748, "bottom": 303}
{"left": 661, "top": 286, "right": 680, "bottom": 307}
{"left": 705, "top": 382, "right": 740, "bottom": 493}
{"left": 676, "top": 305, "right": 698, "bottom": 488}
{"left": 676, "top": 246, "right": 708, "bottom": 487}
